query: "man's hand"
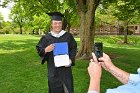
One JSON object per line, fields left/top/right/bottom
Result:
{"left": 98, "top": 53, "right": 115, "bottom": 71}
{"left": 45, "top": 44, "right": 55, "bottom": 53}
{"left": 99, "top": 53, "right": 130, "bottom": 84}
{"left": 88, "top": 53, "right": 102, "bottom": 79}
{"left": 88, "top": 53, "right": 102, "bottom": 93}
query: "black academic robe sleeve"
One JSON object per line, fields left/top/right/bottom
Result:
{"left": 36, "top": 35, "right": 49, "bottom": 64}
{"left": 69, "top": 34, "right": 77, "bottom": 66}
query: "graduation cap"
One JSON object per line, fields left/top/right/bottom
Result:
{"left": 47, "top": 12, "right": 67, "bottom": 30}
{"left": 47, "top": 12, "right": 64, "bottom": 21}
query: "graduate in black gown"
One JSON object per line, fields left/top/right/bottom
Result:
{"left": 36, "top": 12, "right": 77, "bottom": 93}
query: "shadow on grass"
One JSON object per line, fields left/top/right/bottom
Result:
{"left": 0, "top": 39, "right": 39, "bottom": 51}
{"left": 0, "top": 52, "right": 49, "bottom": 93}
{"left": 0, "top": 39, "right": 49, "bottom": 93}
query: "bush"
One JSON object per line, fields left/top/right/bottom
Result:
{"left": 0, "top": 30, "right": 5, "bottom": 34}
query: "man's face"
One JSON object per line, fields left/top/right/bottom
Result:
{"left": 51, "top": 20, "right": 62, "bottom": 33}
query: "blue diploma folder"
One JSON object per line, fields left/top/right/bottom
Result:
{"left": 53, "top": 42, "right": 68, "bottom": 56}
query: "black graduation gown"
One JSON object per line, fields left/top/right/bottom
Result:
{"left": 36, "top": 32, "right": 77, "bottom": 93}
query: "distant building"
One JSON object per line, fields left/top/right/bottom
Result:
{"left": 95, "top": 22, "right": 140, "bottom": 35}
{"left": 69, "top": 23, "right": 140, "bottom": 36}
{"left": 128, "top": 25, "right": 140, "bottom": 35}
{"left": 95, "top": 23, "right": 118, "bottom": 35}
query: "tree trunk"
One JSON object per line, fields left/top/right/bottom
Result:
{"left": 123, "top": 21, "right": 128, "bottom": 44}
{"left": 76, "top": 0, "right": 100, "bottom": 59}
{"left": 76, "top": 12, "right": 95, "bottom": 59}
{"left": 20, "top": 25, "right": 22, "bottom": 34}
{"left": 67, "top": 23, "right": 71, "bottom": 32}
{"left": 0, "top": 22, "right": 2, "bottom": 29}
{"left": 32, "top": 29, "right": 35, "bottom": 34}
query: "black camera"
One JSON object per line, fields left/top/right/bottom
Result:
{"left": 94, "top": 42, "right": 103, "bottom": 59}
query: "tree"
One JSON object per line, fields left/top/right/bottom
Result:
{"left": 61, "top": 1, "right": 79, "bottom": 32}
{"left": 95, "top": 7, "right": 117, "bottom": 32}
{"left": 75, "top": 0, "right": 101, "bottom": 59}
{"left": 102, "top": 0, "right": 140, "bottom": 43}
{"left": 8, "top": 0, "right": 79, "bottom": 33}
{"left": 1, "top": 21, "right": 15, "bottom": 34}
{"left": 19, "top": 0, "right": 79, "bottom": 32}
{"left": 10, "top": 1, "right": 27, "bottom": 34}
{"left": 29, "top": 14, "right": 50, "bottom": 35}
{"left": 0, "top": 12, "right": 4, "bottom": 29}
{"left": 114, "top": 1, "right": 140, "bottom": 43}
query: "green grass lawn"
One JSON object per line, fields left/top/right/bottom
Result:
{"left": 0, "top": 34, "right": 140, "bottom": 93}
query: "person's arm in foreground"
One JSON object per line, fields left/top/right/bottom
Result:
{"left": 99, "top": 53, "right": 130, "bottom": 84}
{"left": 88, "top": 53, "right": 102, "bottom": 93}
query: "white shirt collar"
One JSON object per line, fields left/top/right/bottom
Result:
{"left": 50, "top": 30, "right": 66, "bottom": 38}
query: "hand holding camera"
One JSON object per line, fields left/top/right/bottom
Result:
{"left": 94, "top": 42, "right": 103, "bottom": 61}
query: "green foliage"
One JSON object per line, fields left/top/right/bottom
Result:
{"left": 98, "top": 0, "right": 140, "bottom": 25}
{"left": 97, "top": 0, "right": 140, "bottom": 43}
{"left": 102, "top": 0, "right": 140, "bottom": 21}
{"left": 0, "top": 22, "right": 14, "bottom": 34}
{"left": 2, "top": 0, "right": 79, "bottom": 33}
{"left": 0, "top": 12, "right": 4, "bottom": 29}
{"left": 24, "top": 13, "right": 50, "bottom": 34}
{"left": 95, "top": 7, "right": 117, "bottom": 26}
{"left": 0, "top": 12, "right": 4, "bottom": 21}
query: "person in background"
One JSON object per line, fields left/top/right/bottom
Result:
{"left": 88, "top": 53, "right": 140, "bottom": 93}
{"left": 36, "top": 12, "right": 77, "bottom": 93}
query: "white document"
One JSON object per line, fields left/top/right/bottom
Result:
{"left": 54, "top": 54, "right": 71, "bottom": 67}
